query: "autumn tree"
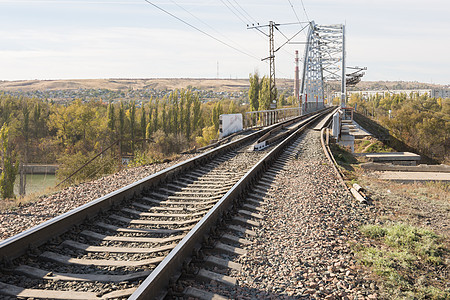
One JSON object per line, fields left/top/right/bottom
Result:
{"left": 107, "top": 101, "right": 115, "bottom": 133}
{"left": 152, "top": 98, "right": 159, "bottom": 135}
{"left": 119, "top": 101, "right": 125, "bottom": 142}
{"left": 211, "top": 102, "right": 223, "bottom": 132}
{"left": 19, "top": 101, "right": 30, "bottom": 196}
{"left": 192, "top": 93, "right": 202, "bottom": 137}
{"left": 249, "top": 72, "right": 260, "bottom": 111}
{"left": 129, "top": 100, "right": 136, "bottom": 152}
{"left": 259, "top": 76, "right": 271, "bottom": 110}
{"left": 0, "top": 124, "right": 18, "bottom": 199}
{"left": 140, "top": 104, "right": 147, "bottom": 140}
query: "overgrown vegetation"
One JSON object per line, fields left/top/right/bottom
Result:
{"left": 0, "top": 80, "right": 298, "bottom": 198}
{"left": 354, "top": 137, "right": 395, "bottom": 153}
{"left": 347, "top": 93, "right": 449, "bottom": 163}
{"left": 0, "top": 124, "right": 18, "bottom": 199}
{"left": 357, "top": 222, "right": 449, "bottom": 299}
{"left": 0, "top": 90, "right": 248, "bottom": 194}
{"left": 328, "top": 143, "right": 359, "bottom": 181}
{"left": 248, "top": 72, "right": 297, "bottom": 111}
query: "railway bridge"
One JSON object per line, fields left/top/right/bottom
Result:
{"left": 0, "top": 107, "right": 382, "bottom": 299}
{"left": 0, "top": 21, "right": 446, "bottom": 300}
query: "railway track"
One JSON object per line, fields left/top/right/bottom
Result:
{"left": 0, "top": 107, "right": 334, "bottom": 299}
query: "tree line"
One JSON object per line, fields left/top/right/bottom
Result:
{"left": 0, "top": 73, "right": 299, "bottom": 199}
{"left": 0, "top": 90, "right": 246, "bottom": 198}
{"left": 248, "top": 72, "right": 296, "bottom": 111}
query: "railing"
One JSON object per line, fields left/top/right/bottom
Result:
{"left": 244, "top": 107, "right": 301, "bottom": 129}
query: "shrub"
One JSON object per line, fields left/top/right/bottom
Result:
{"left": 56, "top": 151, "right": 117, "bottom": 184}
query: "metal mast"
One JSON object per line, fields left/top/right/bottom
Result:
{"left": 268, "top": 21, "right": 276, "bottom": 107}
{"left": 248, "top": 21, "right": 306, "bottom": 108}
{"left": 294, "top": 50, "right": 300, "bottom": 104}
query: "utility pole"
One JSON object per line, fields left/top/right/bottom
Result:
{"left": 248, "top": 21, "right": 278, "bottom": 108}
{"left": 268, "top": 21, "right": 276, "bottom": 108}
{"left": 294, "top": 50, "right": 300, "bottom": 104}
{"left": 248, "top": 21, "right": 308, "bottom": 110}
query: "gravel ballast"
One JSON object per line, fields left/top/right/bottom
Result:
{"left": 0, "top": 155, "right": 195, "bottom": 241}
{"left": 234, "top": 130, "right": 378, "bottom": 299}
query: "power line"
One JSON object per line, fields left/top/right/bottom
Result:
{"left": 230, "top": 0, "right": 259, "bottom": 25}
{"left": 276, "top": 24, "right": 309, "bottom": 52}
{"left": 300, "top": 0, "right": 310, "bottom": 23}
{"left": 287, "top": 0, "right": 301, "bottom": 23}
{"left": 168, "top": 0, "right": 259, "bottom": 59}
{"left": 145, "top": 0, "right": 295, "bottom": 79}
{"left": 218, "top": 0, "right": 268, "bottom": 39}
{"left": 142, "top": 0, "right": 260, "bottom": 61}
{"left": 287, "top": 0, "right": 307, "bottom": 37}
{"left": 219, "top": 0, "right": 248, "bottom": 25}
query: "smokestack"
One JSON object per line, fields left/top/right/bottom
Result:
{"left": 294, "top": 50, "right": 299, "bottom": 102}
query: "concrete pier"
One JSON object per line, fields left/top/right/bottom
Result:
{"left": 23, "top": 164, "right": 58, "bottom": 175}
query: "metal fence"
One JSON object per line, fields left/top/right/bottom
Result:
{"left": 244, "top": 107, "right": 301, "bottom": 129}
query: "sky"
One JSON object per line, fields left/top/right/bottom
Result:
{"left": 0, "top": 0, "right": 449, "bottom": 84}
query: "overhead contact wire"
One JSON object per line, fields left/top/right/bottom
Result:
{"left": 143, "top": 0, "right": 260, "bottom": 61}
{"left": 168, "top": 0, "right": 260, "bottom": 59}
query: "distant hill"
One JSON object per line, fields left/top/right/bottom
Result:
{"left": 0, "top": 78, "right": 446, "bottom": 93}
{"left": 0, "top": 78, "right": 292, "bottom": 93}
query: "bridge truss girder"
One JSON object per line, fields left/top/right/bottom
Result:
{"left": 300, "top": 22, "right": 346, "bottom": 114}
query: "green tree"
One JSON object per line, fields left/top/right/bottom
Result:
{"left": 278, "top": 91, "right": 287, "bottom": 107}
{"left": 153, "top": 98, "right": 159, "bottom": 134}
{"left": 192, "top": 93, "right": 201, "bottom": 137}
{"left": 184, "top": 91, "right": 194, "bottom": 140}
{"left": 107, "top": 101, "right": 115, "bottom": 133}
{"left": 228, "top": 100, "right": 238, "bottom": 114}
{"left": 259, "top": 76, "right": 271, "bottom": 110}
{"left": 119, "top": 101, "right": 125, "bottom": 141}
{"left": 140, "top": 105, "right": 147, "bottom": 140}
{"left": 212, "top": 102, "right": 223, "bottom": 132}
{"left": 32, "top": 102, "right": 42, "bottom": 138}
{"left": 20, "top": 102, "right": 30, "bottom": 196}
{"left": 179, "top": 90, "right": 185, "bottom": 135}
{"left": 249, "top": 72, "right": 260, "bottom": 111}
{"left": 0, "top": 124, "right": 18, "bottom": 199}
{"left": 129, "top": 100, "right": 136, "bottom": 152}
{"left": 162, "top": 101, "right": 167, "bottom": 134}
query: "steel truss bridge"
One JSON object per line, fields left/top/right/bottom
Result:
{"left": 300, "top": 21, "right": 346, "bottom": 114}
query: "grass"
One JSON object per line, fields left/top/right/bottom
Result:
{"left": 0, "top": 186, "right": 59, "bottom": 211}
{"left": 329, "top": 143, "right": 358, "bottom": 166}
{"left": 329, "top": 143, "right": 360, "bottom": 181}
{"left": 354, "top": 137, "right": 395, "bottom": 153}
{"left": 357, "top": 223, "right": 449, "bottom": 299}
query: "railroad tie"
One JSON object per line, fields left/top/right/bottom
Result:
{"left": 39, "top": 251, "right": 164, "bottom": 267}
{"left": 14, "top": 265, "right": 151, "bottom": 282}
{"left": 184, "top": 287, "right": 229, "bottom": 300}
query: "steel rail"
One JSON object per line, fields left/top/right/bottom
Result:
{"left": 129, "top": 108, "right": 333, "bottom": 299}
{"left": 0, "top": 109, "right": 326, "bottom": 262}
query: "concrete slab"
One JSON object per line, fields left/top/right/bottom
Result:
{"left": 341, "top": 121, "right": 372, "bottom": 138}
{"left": 361, "top": 152, "right": 421, "bottom": 161}
{"left": 361, "top": 162, "right": 450, "bottom": 173}
{"left": 376, "top": 171, "right": 450, "bottom": 182}
{"left": 357, "top": 152, "right": 421, "bottom": 165}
